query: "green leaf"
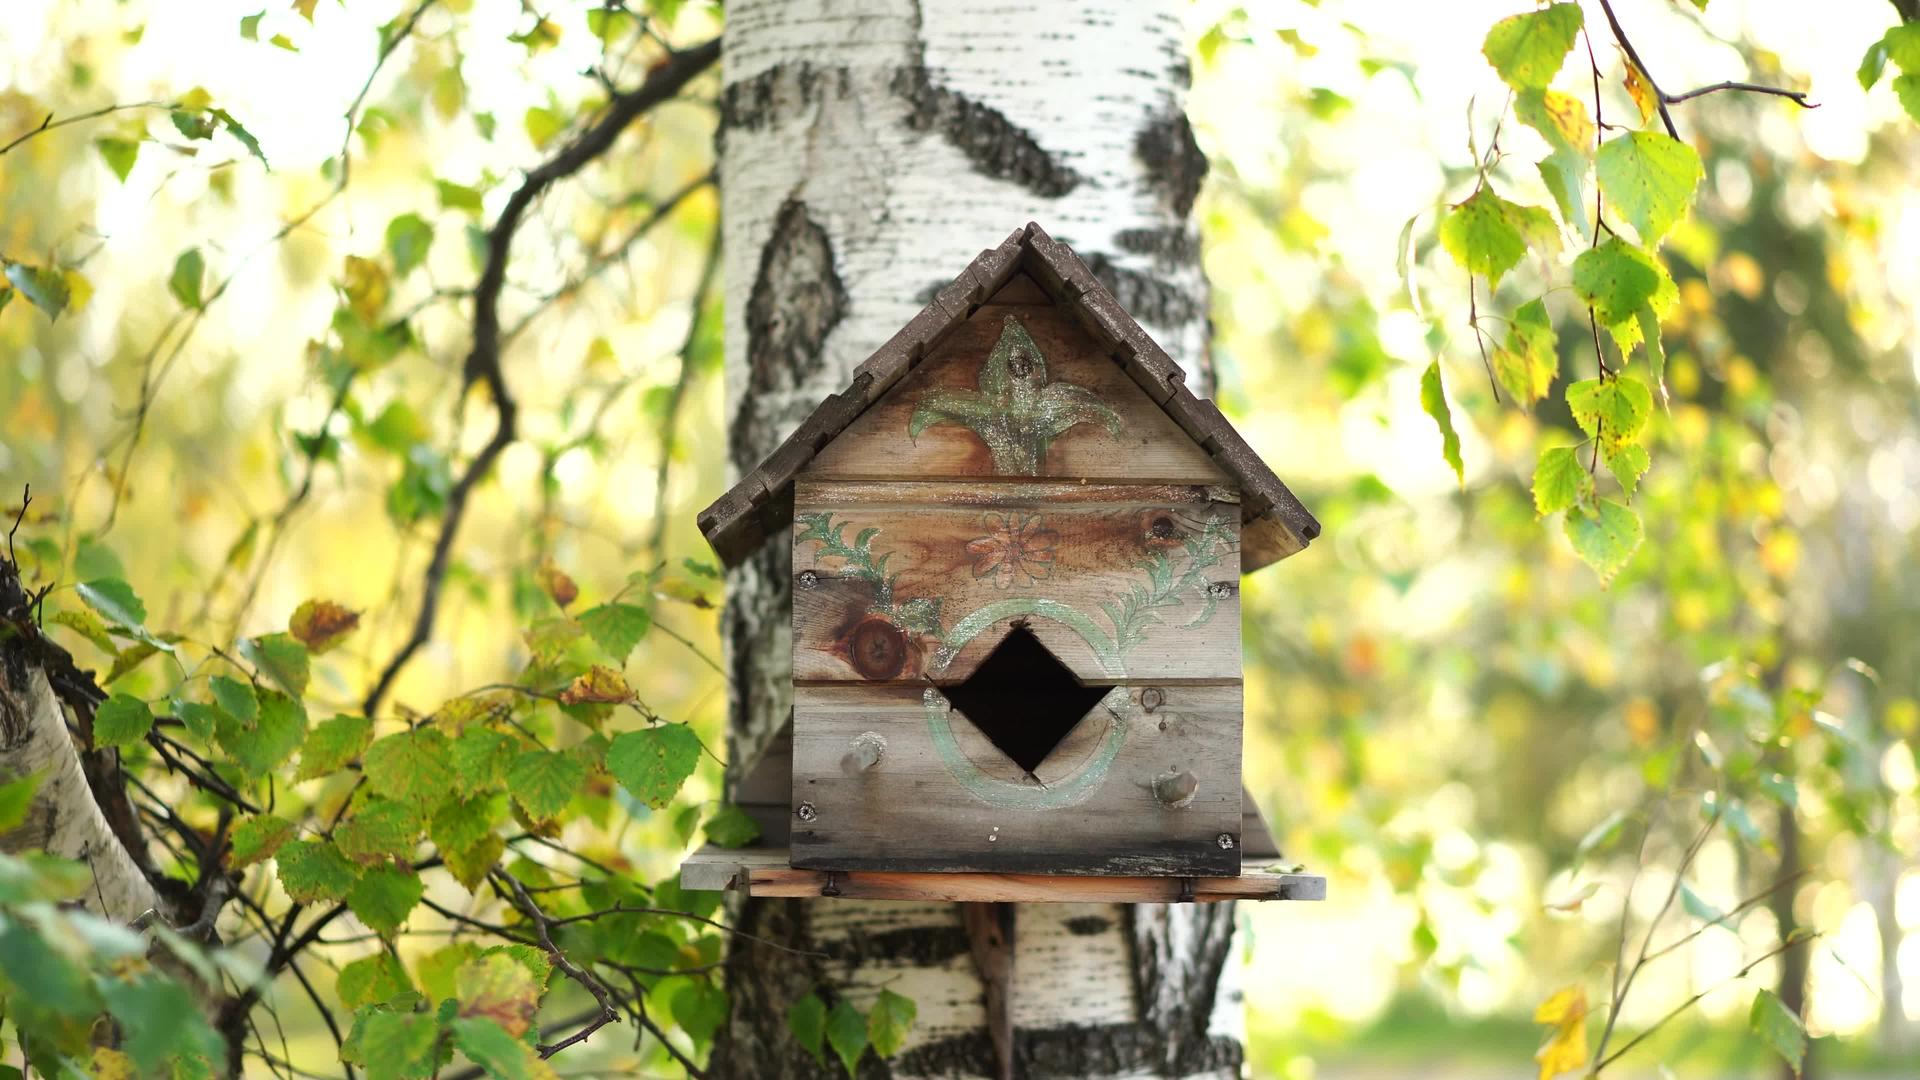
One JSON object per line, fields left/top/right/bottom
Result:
{"left": 99, "top": 974, "right": 217, "bottom": 1071}
{"left": 363, "top": 728, "right": 458, "bottom": 811}
{"left": 277, "top": 839, "right": 359, "bottom": 903}
{"left": 240, "top": 632, "right": 310, "bottom": 697}
{"left": 1634, "top": 303, "right": 1667, "bottom": 404}
{"left": 1482, "top": 3, "right": 1582, "bottom": 90}
{"left": 1566, "top": 375, "right": 1653, "bottom": 446}
{"left": 77, "top": 578, "right": 147, "bottom": 629}
{"left": 1531, "top": 447, "right": 1591, "bottom": 516}
{"left": 577, "top": 602, "right": 651, "bottom": 663}
{"left": 430, "top": 793, "right": 504, "bottom": 854}
{"left": 171, "top": 108, "right": 215, "bottom": 140}
{"left": 867, "top": 988, "right": 916, "bottom": 1058}
{"left": 385, "top": 213, "right": 435, "bottom": 276}
{"left": 1439, "top": 187, "right": 1528, "bottom": 290}
{"left": 1603, "top": 443, "right": 1651, "bottom": 500}
{"left": 671, "top": 979, "right": 729, "bottom": 1043}
{"left": 704, "top": 805, "right": 762, "bottom": 849}
{"left": 458, "top": 952, "right": 543, "bottom": 1036}
{"left": 506, "top": 750, "right": 585, "bottom": 824}
{"left": 1564, "top": 499, "right": 1643, "bottom": 586}
{"left": 211, "top": 108, "right": 268, "bottom": 168}
{"left": 337, "top": 797, "right": 423, "bottom": 864}
{"left": 51, "top": 607, "right": 116, "bottom": 654}
{"left": 608, "top": 724, "right": 702, "bottom": 809}
{"left": 523, "top": 106, "right": 565, "bottom": 149}
{"left": 93, "top": 693, "right": 153, "bottom": 749}
{"left": 210, "top": 674, "right": 258, "bottom": 725}
{"left": 827, "top": 999, "right": 869, "bottom": 1077}
{"left": 1595, "top": 131, "right": 1702, "bottom": 246}
{"left": 436, "top": 180, "right": 484, "bottom": 215}
{"left": 3, "top": 262, "right": 69, "bottom": 320}
{"left": 1860, "top": 39, "right": 1890, "bottom": 91}
{"left": 95, "top": 138, "right": 140, "bottom": 182}
{"left": 230, "top": 814, "right": 296, "bottom": 867}
{"left": 1572, "top": 809, "right": 1630, "bottom": 867}
{"left": 448, "top": 1017, "right": 549, "bottom": 1080}
{"left": 1884, "top": 23, "right": 1920, "bottom": 72}
{"left": 168, "top": 248, "right": 205, "bottom": 309}
{"left": 1418, "top": 361, "right": 1463, "bottom": 485}
{"left": 1895, "top": 74, "right": 1920, "bottom": 124}
{"left": 787, "top": 993, "right": 828, "bottom": 1066}
{"left": 1749, "top": 988, "right": 1805, "bottom": 1072}
{"left": 347, "top": 864, "right": 424, "bottom": 937}
{"left": 1571, "top": 238, "right": 1675, "bottom": 331}
{"left": 451, "top": 727, "right": 518, "bottom": 794}
{"left": 1680, "top": 882, "right": 1731, "bottom": 930}
{"left": 298, "top": 714, "right": 373, "bottom": 781}
{"left": 1494, "top": 297, "right": 1558, "bottom": 407}
{"left": 355, "top": 1010, "right": 440, "bottom": 1079}
{"left": 175, "top": 700, "right": 220, "bottom": 741}
{"left": 1515, "top": 88, "right": 1594, "bottom": 155}
{"left": 240, "top": 11, "right": 264, "bottom": 40}
{"left": 0, "top": 773, "right": 44, "bottom": 833}
{"left": 218, "top": 690, "right": 307, "bottom": 776}
{"left": 337, "top": 952, "right": 413, "bottom": 1008}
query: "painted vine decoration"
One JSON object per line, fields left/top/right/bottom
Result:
{"left": 793, "top": 512, "right": 944, "bottom": 636}
{"left": 1102, "top": 512, "right": 1234, "bottom": 653}
{"left": 908, "top": 315, "right": 1122, "bottom": 475}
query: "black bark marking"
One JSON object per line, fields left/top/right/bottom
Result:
{"left": 731, "top": 198, "right": 848, "bottom": 465}
{"left": 890, "top": 65, "right": 1082, "bottom": 198}
{"left": 1114, "top": 225, "right": 1198, "bottom": 264}
{"left": 1063, "top": 914, "right": 1112, "bottom": 936}
{"left": 897, "top": 1022, "right": 1244, "bottom": 1078}
{"left": 1135, "top": 108, "right": 1207, "bottom": 217}
{"left": 1126, "top": 901, "right": 1242, "bottom": 1077}
{"left": 1079, "top": 251, "right": 1204, "bottom": 329}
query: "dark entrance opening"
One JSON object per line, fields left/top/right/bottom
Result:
{"left": 942, "top": 625, "right": 1114, "bottom": 774}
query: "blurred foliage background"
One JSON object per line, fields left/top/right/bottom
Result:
{"left": 1, "top": 0, "right": 1917, "bottom": 1077}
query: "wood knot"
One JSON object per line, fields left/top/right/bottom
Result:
{"left": 844, "top": 615, "right": 907, "bottom": 680}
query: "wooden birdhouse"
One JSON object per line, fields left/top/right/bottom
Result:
{"left": 684, "top": 223, "right": 1325, "bottom": 904}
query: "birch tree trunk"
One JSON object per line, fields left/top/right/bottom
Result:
{"left": 716, "top": 3, "right": 1246, "bottom": 1075}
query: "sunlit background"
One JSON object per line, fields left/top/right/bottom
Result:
{"left": 3, "top": 0, "right": 1918, "bottom": 1076}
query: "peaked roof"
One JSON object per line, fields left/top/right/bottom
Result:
{"left": 699, "top": 222, "right": 1320, "bottom": 572}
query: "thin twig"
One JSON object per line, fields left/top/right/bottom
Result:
{"left": 1594, "top": 0, "right": 1680, "bottom": 139}
{"left": 0, "top": 100, "right": 170, "bottom": 156}
{"left": 1597, "top": 932, "right": 1816, "bottom": 1071}
{"left": 1665, "top": 81, "right": 1813, "bottom": 107}
{"left": 362, "top": 37, "right": 720, "bottom": 718}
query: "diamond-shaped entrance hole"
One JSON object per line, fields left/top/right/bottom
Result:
{"left": 942, "top": 625, "right": 1114, "bottom": 774}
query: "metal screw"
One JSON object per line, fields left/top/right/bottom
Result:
{"left": 1216, "top": 833, "right": 1236, "bottom": 850}
{"left": 1140, "top": 687, "right": 1165, "bottom": 713}
{"left": 1206, "top": 581, "right": 1236, "bottom": 599}
{"left": 796, "top": 569, "right": 819, "bottom": 590}
{"left": 796, "top": 801, "right": 818, "bottom": 822}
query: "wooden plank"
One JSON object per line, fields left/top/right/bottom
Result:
{"left": 1240, "top": 785, "right": 1281, "bottom": 860}
{"left": 806, "top": 299, "right": 1227, "bottom": 484}
{"left": 790, "top": 683, "right": 1242, "bottom": 876}
{"left": 679, "top": 846, "right": 1325, "bottom": 903}
{"left": 791, "top": 483, "right": 1241, "bottom": 684}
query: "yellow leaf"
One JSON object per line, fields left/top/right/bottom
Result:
{"left": 91, "top": 1047, "right": 136, "bottom": 1080}
{"left": 559, "top": 665, "right": 632, "bottom": 706}
{"left": 1533, "top": 985, "right": 1590, "bottom": 1080}
{"left": 179, "top": 86, "right": 213, "bottom": 111}
{"left": 63, "top": 269, "right": 93, "bottom": 314}
{"left": 536, "top": 561, "right": 578, "bottom": 608}
{"left": 292, "top": 0, "right": 320, "bottom": 21}
{"left": 289, "top": 599, "right": 360, "bottom": 653}
{"left": 1623, "top": 62, "right": 1657, "bottom": 125}
{"left": 341, "top": 255, "right": 389, "bottom": 321}
{"left": 1534, "top": 985, "right": 1588, "bottom": 1025}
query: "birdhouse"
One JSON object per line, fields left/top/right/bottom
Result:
{"left": 683, "top": 223, "right": 1325, "bottom": 904}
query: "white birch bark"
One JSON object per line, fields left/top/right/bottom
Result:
{"left": 717, "top": 2, "right": 1244, "bottom": 1076}
{"left": 0, "top": 663, "right": 162, "bottom": 923}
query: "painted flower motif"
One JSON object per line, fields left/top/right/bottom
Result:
{"left": 966, "top": 512, "right": 1059, "bottom": 589}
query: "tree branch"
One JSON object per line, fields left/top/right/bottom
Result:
{"left": 362, "top": 36, "right": 720, "bottom": 718}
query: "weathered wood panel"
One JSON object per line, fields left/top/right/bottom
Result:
{"left": 806, "top": 295, "right": 1227, "bottom": 483}
{"left": 792, "top": 482, "right": 1242, "bottom": 684}
{"left": 790, "top": 683, "right": 1243, "bottom": 875}
{"left": 682, "top": 847, "right": 1326, "bottom": 903}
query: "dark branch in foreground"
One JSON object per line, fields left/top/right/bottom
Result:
{"left": 1595, "top": 0, "right": 1813, "bottom": 142}
{"left": 1664, "top": 81, "right": 1813, "bottom": 108}
{"left": 362, "top": 37, "right": 721, "bottom": 718}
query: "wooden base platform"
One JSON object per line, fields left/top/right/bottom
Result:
{"left": 681, "top": 847, "right": 1326, "bottom": 904}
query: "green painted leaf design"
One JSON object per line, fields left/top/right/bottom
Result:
{"left": 908, "top": 316, "right": 1119, "bottom": 474}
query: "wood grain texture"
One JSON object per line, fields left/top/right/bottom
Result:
{"left": 682, "top": 847, "right": 1326, "bottom": 903}
{"left": 790, "top": 683, "right": 1242, "bottom": 875}
{"left": 806, "top": 297, "right": 1227, "bottom": 483}
{"left": 792, "top": 482, "right": 1242, "bottom": 684}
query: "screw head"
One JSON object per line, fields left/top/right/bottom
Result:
{"left": 796, "top": 801, "right": 818, "bottom": 822}
{"left": 1140, "top": 687, "right": 1165, "bottom": 713}
{"left": 1216, "top": 833, "right": 1236, "bottom": 850}
{"left": 796, "top": 569, "right": 819, "bottom": 590}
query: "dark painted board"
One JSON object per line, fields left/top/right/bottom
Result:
{"left": 790, "top": 683, "right": 1243, "bottom": 876}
